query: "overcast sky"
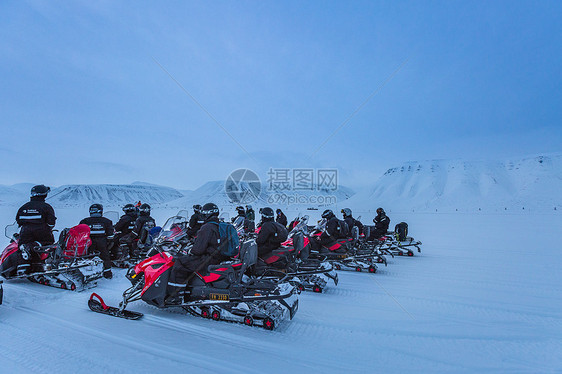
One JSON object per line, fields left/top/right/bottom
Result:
{"left": 1, "top": 0, "right": 561, "bottom": 190}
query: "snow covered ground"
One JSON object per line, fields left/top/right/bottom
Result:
{"left": 1, "top": 209, "right": 561, "bottom": 373}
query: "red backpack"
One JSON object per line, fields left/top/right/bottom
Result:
{"left": 63, "top": 224, "right": 92, "bottom": 258}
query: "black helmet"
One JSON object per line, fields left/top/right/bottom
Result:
{"left": 139, "top": 203, "right": 151, "bottom": 215}
{"left": 321, "top": 209, "right": 334, "bottom": 219}
{"left": 31, "top": 184, "right": 50, "bottom": 198}
{"left": 376, "top": 207, "right": 385, "bottom": 215}
{"left": 193, "top": 204, "right": 202, "bottom": 213}
{"left": 261, "top": 207, "right": 274, "bottom": 221}
{"left": 276, "top": 208, "right": 282, "bottom": 214}
{"left": 201, "top": 203, "right": 219, "bottom": 221}
{"left": 245, "top": 204, "right": 253, "bottom": 211}
{"left": 341, "top": 208, "right": 352, "bottom": 218}
{"left": 89, "top": 203, "right": 103, "bottom": 217}
{"left": 236, "top": 206, "right": 245, "bottom": 215}
{"left": 123, "top": 204, "right": 136, "bottom": 214}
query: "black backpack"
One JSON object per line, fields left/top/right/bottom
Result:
{"left": 395, "top": 222, "right": 408, "bottom": 241}
{"left": 338, "top": 220, "right": 350, "bottom": 238}
{"left": 272, "top": 222, "right": 289, "bottom": 244}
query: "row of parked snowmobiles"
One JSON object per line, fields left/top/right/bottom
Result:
{"left": 0, "top": 210, "right": 422, "bottom": 330}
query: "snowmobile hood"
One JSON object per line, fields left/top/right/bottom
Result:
{"left": 134, "top": 252, "right": 175, "bottom": 295}
{"left": 1, "top": 240, "right": 19, "bottom": 265}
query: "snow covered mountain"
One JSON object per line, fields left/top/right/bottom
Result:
{"left": 346, "top": 154, "right": 562, "bottom": 213}
{"left": 46, "top": 184, "right": 184, "bottom": 207}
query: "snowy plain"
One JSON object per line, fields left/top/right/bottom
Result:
{"left": 1, "top": 207, "right": 561, "bottom": 373}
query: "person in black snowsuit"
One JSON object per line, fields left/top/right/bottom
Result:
{"left": 15, "top": 185, "right": 56, "bottom": 270}
{"left": 114, "top": 204, "right": 137, "bottom": 236}
{"left": 311, "top": 209, "right": 346, "bottom": 253}
{"left": 131, "top": 203, "right": 156, "bottom": 253}
{"left": 276, "top": 209, "right": 288, "bottom": 228}
{"left": 369, "top": 207, "right": 390, "bottom": 240}
{"left": 342, "top": 208, "right": 364, "bottom": 236}
{"left": 112, "top": 204, "right": 138, "bottom": 258}
{"left": 245, "top": 204, "right": 256, "bottom": 232}
{"left": 256, "top": 207, "right": 288, "bottom": 269}
{"left": 187, "top": 204, "right": 203, "bottom": 238}
{"left": 16, "top": 185, "right": 56, "bottom": 247}
{"left": 80, "top": 204, "right": 114, "bottom": 279}
{"left": 167, "top": 203, "right": 227, "bottom": 299}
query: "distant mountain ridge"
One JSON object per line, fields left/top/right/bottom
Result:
{"left": 345, "top": 154, "right": 562, "bottom": 212}
{"left": 46, "top": 184, "right": 184, "bottom": 207}
{"left": 2, "top": 154, "right": 560, "bottom": 212}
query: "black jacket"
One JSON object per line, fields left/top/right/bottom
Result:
{"left": 276, "top": 212, "right": 288, "bottom": 227}
{"left": 246, "top": 209, "right": 255, "bottom": 221}
{"left": 344, "top": 216, "right": 364, "bottom": 235}
{"left": 175, "top": 216, "right": 224, "bottom": 274}
{"left": 16, "top": 197, "right": 56, "bottom": 229}
{"left": 114, "top": 212, "right": 137, "bottom": 234}
{"left": 325, "top": 217, "right": 341, "bottom": 238}
{"left": 256, "top": 220, "right": 288, "bottom": 257}
{"left": 190, "top": 217, "right": 220, "bottom": 258}
{"left": 132, "top": 214, "right": 156, "bottom": 237}
{"left": 80, "top": 216, "right": 114, "bottom": 238}
{"left": 187, "top": 212, "right": 203, "bottom": 237}
{"left": 373, "top": 214, "right": 390, "bottom": 232}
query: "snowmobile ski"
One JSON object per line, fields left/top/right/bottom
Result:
{"left": 88, "top": 293, "right": 143, "bottom": 320}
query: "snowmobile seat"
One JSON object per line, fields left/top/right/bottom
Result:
{"left": 292, "top": 232, "right": 304, "bottom": 253}
{"left": 237, "top": 240, "right": 257, "bottom": 281}
{"left": 363, "top": 226, "right": 371, "bottom": 240}
{"left": 207, "top": 262, "right": 243, "bottom": 273}
{"left": 351, "top": 226, "right": 359, "bottom": 241}
{"left": 198, "top": 265, "right": 237, "bottom": 285}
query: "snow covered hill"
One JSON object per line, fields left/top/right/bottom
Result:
{"left": 345, "top": 154, "right": 562, "bottom": 213}
{"left": 0, "top": 183, "right": 38, "bottom": 206}
{"left": 46, "top": 184, "right": 184, "bottom": 208}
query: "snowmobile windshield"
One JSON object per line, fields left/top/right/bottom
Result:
{"left": 5, "top": 222, "right": 19, "bottom": 240}
{"left": 288, "top": 215, "right": 309, "bottom": 237}
{"left": 232, "top": 215, "right": 245, "bottom": 231}
{"left": 155, "top": 216, "right": 187, "bottom": 245}
{"left": 315, "top": 218, "right": 327, "bottom": 232}
{"left": 176, "top": 209, "right": 189, "bottom": 221}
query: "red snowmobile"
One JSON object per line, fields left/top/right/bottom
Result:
{"left": 361, "top": 223, "right": 422, "bottom": 257}
{"left": 307, "top": 219, "right": 387, "bottom": 273}
{"left": 247, "top": 216, "right": 338, "bottom": 293}
{"left": 88, "top": 239, "right": 298, "bottom": 330}
{"left": 0, "top": 223, "right": 104, "bottom": 291}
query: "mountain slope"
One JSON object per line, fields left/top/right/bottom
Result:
{"left": 47, "top": 184, "right": 184, "bottom": 207}
{"left": 346, "top": 154, "right": 562, "bottom": 213}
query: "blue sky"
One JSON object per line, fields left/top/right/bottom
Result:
{"left": 1, "top": 0, "right": 561, "bottom": 190}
